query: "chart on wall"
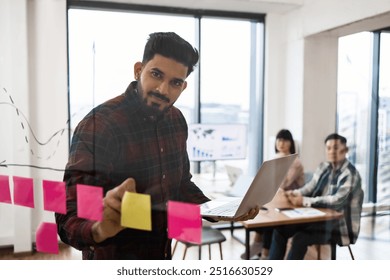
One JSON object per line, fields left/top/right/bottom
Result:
{"left": 187, "top": 123, "right": 247, "bottom": 161}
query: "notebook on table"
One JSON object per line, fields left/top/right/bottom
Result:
{"left": 201, "top": 154, "right": 298, "bottom": 219}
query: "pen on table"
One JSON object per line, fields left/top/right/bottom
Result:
{"left": 275, "top": 207, "right": 293, "bottom": 212}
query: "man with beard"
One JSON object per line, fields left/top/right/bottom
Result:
{"left": 55, "top": 32, "right": 258, "bottom": 260}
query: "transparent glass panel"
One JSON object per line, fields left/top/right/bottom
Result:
{"left": 68, "top": 9, "right": 196, "bottom": 134}
{"left": 68, "top": 9, "right": 264, "bottom": 181}
{"left": 377, "top": 31, "right": 390, "bottom": 205}
{"left": 337, "top": 32, "right": 373, "bottom": 199}
{"left": 199, "top": 18, "right": 252, "bottom": 177}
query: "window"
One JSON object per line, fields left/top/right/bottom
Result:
{"left": 337, "top": 29, "right": 390, "bottom": 205}
{"left": 199, "top": 18, "right": 255, "bottom": 175}
{"left": 67, "top": 4, "right": 265, "bottom": 177}
{"left": 377, "top": 31, "right": 390, "bottom": 205}
{"left": 68, "top": 9, "right": 196, "bottom": 130}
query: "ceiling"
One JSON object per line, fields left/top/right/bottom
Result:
{"left": 85, "top": 0, "right": 305, "bottom": 14}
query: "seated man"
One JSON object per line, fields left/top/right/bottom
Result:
{"left": 268, "top": 133, "right": 362, "bottom": 260}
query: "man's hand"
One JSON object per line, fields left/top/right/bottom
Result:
{"left": 92, "top": 178, "right": 136, "bottom": 243}
{"left": 214, "top": 206, "right": 260, "bottom": 222}
{"left": 284, "top": 190, "right": 294, "bottom": 196}
{"left": 285, "top": 191, "right": 303, "bottom": 206}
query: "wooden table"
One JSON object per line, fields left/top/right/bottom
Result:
{"left": 240, "top": 189, "right": 343, "bottom": 259}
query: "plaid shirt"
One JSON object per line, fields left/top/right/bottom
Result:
{"left": 295, "top": 159, "right": 362, "bottom": 245}
{"left": 55, "top": 82, "right": 210, "bottom": 259}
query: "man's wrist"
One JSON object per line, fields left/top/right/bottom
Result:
{"left": 91, "top": 222, "right": 106, "bottom": 243}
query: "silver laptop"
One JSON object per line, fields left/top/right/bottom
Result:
{"left": 201, "top": 154, "right": 298, "bottom": 219}
{"left": 225, "top": 174, "right": 254, "bottom": 197}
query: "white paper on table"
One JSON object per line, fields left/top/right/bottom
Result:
{"left": 281, "top": 207, "right": 326, "bottom": 218}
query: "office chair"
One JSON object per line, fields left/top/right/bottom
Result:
{"left": 316, "top": 186, "right": 364, "bottom": 260}
{"left": 172, "top": 226, "right": 227, "bottom": 260}
{"left": 315, "top": 243, "right": 355, "bottom": 260}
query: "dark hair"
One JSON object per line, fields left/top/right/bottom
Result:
{"left": 275, "top": 129, "right": 296, "bottom": 154}
{"left": 324, "top": 133, "right": 347, "bottom": 145}
{"left": 142, "top": 32, "right": 199, "bottom": 77}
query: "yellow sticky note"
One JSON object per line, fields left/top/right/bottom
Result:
{"left": 121, "top": 192, "right": 152, "bottom": 231}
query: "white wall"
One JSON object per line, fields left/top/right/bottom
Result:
{"left": 301, "top": 34, "right": 338, "bottom": 170}
{"left": 1, "top": 0, "right": 390, "bottom": 253}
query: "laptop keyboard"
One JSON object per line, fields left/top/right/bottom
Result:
{"left": 203, "top": 199, "right": 241, "bottom": 216}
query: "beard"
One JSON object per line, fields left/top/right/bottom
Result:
{"left": 136, "top": 83, "right": 172, "bottom": 118}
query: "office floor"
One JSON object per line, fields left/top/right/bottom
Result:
{"left": 172, "top": 215, "right": 390, "bottom": 260}
{"left": 0, "top": 214, "right": 388, "bottom": 260}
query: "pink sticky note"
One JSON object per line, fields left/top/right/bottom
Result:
{"left": 0, "top": 175, "right": 12, "bottom": 204}
{"left": 167, "top": 200, "right": 202, "bottom": 244}
{"left": 76, "top": 184, "right": 103, "bottom": 221}
{"left": 36, "top": 222, "right": 59, "bottom": 254}
{"left": 42, "top": 180, "right": 66, "bottom": 214}
{"left": 13, "top": 176, "right": 34, "bottom": 208}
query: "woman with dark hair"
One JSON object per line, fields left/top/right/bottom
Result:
{"left": 241, "top": 129, "right": 305, "bottom": 259}
{"left": 275, "top": 129, "right": 296, "bottom": 154}
{"left": 274, "top": 129, "right": 304, "bottom": 191}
